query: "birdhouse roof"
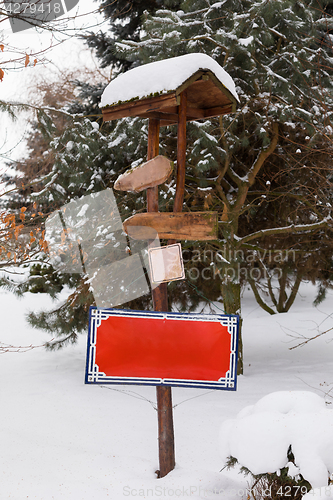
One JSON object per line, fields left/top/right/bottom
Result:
{"left": 100, "top": 53, "right": 239, "bottom": 126}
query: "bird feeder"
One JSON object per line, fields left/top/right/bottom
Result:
{"left": 100, "top": 52, "right": 239, "bottom": 478}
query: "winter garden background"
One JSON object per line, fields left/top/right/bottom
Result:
{"left": 1, "top": 0, "right": 333, "bottom": 498}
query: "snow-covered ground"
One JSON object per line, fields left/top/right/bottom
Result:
{"left": 1, "top": 282, "right": 332, "bottom": 499}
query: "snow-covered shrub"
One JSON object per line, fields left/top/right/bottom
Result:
{"left": 219, "top": 391, "right": 333, "bottom": 498}
{"left": 225, "top": 455, "right": 311, "bottom": 500}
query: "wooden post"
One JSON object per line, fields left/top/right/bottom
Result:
{"left": 167, "top": 91, "right": 187, "bottom": 250}
{"left": 173, "top": 90, "right": 187, "bottom": 213}
{"left": 147, "top": 118, "right": 176, "bottom": 478}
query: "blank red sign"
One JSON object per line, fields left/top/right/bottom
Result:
{"left": 85, "top": 308, "right": 239, "bottom": 390}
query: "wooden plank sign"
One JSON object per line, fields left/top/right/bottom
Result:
{"left": 114, "top": 155, "right": 173, "bottom": 193}
{"left": 85, "top": 308, "right": 239, "bottom": 390}
{"left": 123, "top": 211, "right": 218, "bottom": 240}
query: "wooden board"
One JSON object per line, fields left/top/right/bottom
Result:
{"left": 123, "top": 212, "right": 218, "bottom": 240}
{"left": 114, "top": 155, "right": 173, "bottom": 193}
{"left": 102, "top": 93, "right": 179, "bottom": 122}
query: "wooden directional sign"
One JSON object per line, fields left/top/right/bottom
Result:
{"left": 124, "top": 211, "right": 218, "bottom": 240}
{"left": 114, "top": 155, "right": 173, "bottom": 193}
{"left": 86, "top": 308, "right": 239, "bottom": 390}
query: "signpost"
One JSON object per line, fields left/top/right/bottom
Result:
{"left": 146, "top": 117, "right": 175, "bottom": 477}
{"left": 98, "top": 53, "right": 239, "bottom": 478}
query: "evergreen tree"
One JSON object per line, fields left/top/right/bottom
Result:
{"left": 77, "top": 0, "right": 182, "bottom": 115}
{"left": 3, "top": 99, "right": 172, "bottom": 347}
{"left": 5, "top": 0, "right": 333, "bottom": 374}
{"left": 84, "top": 0, "right": 182, "bottom": 72}
{"left": 112, "top": 0, "right": 333, "bottom": 372}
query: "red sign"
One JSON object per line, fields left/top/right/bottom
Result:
{"left": 85, "top": 308, "right": 239, "bottom": 390}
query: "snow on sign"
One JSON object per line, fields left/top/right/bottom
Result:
{"left": 85, "top": 308, "right": 239, "bottom": 390}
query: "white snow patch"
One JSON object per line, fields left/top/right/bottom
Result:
{"left": 76, "top": 203, "right": 89, "bottom": 218}
{"left": 219, "top": 391, "right": 333, "bottom": 488}
{"left": 239, "top": 36, "right": 253, "bottom": 46}
{"left": 0, "top": 282, "right": 332, "bottom": 498}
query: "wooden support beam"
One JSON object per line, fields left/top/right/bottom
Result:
{"left": 173, "top": 91, "right": 187, "bottom": 213}
{"left": 104, "top": 97, "right": 228, "bottom": 126}
{"left": 102, "top": 94, "right": 179, "bottom": 122}
{"left": 204, "top": 105, "right": 233, "bottom": 118}
{"left": 137, "top": 106, "right": 204, "bottom": 125}
{"left": 159, "top": 103, "right": 232, "bottom": 126}
{"left": 186, "top": 106, "right": 205, "bottom": 119}
{"left": 160, "top": 119, "right": 179, "bottom": 127}
{"left": 137, "top": 111, "right": 180, "bottom": 121}
{"left": 147, "top": 119, "right": 160, "bottom": 213}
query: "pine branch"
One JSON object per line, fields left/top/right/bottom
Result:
{"left": 0, "top": 100, "right": 77, "bottom": 119}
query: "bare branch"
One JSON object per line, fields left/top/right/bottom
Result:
{"left": 0, "top": 340, "right": 54, "bottom": 353}
{"left": 238, "top": 217, "right": 332, "bottom": 246}
{"left": 289, "top": 327, "right": 333, "bottom": 350}
{"left": 248, "top": 123, "right": 279, "bottom": 186}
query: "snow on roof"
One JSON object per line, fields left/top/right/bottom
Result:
{"left": 100, "top": 53, "right": 239, "bottom": 108}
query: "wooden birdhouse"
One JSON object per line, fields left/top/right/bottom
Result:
{"left": 100, "top": 53, "right": 239, "bottom": 126}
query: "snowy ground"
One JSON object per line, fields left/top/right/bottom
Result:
{"left": 1, "top": 282, "right": 332, "bottom": 499}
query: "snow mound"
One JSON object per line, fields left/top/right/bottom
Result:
{"left": 237, "top": 390, "right": 326, "bottom": 418}
{"left": 219, "top": 391, "right": 333, "bottom": 488}
{"left": 100, "top": 53, "right": 239, "bottom": 108}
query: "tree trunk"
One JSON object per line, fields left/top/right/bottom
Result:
{"left": 221, "top": 280, "right": 243, "bottom": 375}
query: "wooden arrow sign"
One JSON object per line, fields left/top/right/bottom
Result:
{"left": 123, "top": 211, "right": 218, "bottom": 240}
{"left": 114, "top": 155, "right": 173, "bottom": 193}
